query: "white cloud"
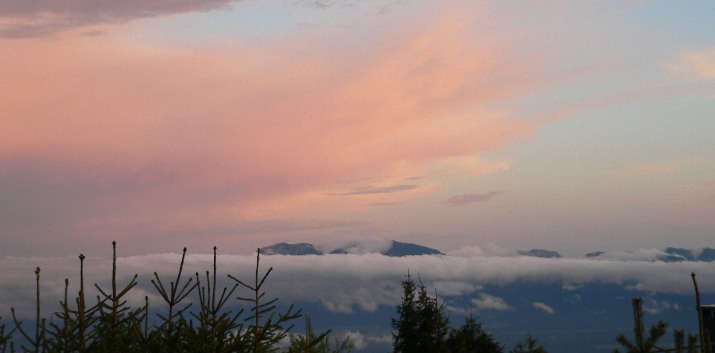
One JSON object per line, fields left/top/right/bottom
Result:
{"left": 2, "top": 251, "right": 714, "bottom": 319}
{"left": 562, "top": 283, "right": 583, "bottom": 291}
{"left": 447, "top": 246, "right": 485, "bottom": 257}
{"left": 533, "top": 302, "right": 555, "bottom": 314}
{"left": 342, "top": 331, "right": 391, "bottom": 351}
{"left": 471, "top": 293, "right": 512, "bottom": 311}
{"left": 586, "top": 248, "right": 679, "bottom": 262}
{"left": 315, "top": 237, "right": 394, "bottom": 255}
{"left": 642, "top": 298, "right": 681, "bottom": 314}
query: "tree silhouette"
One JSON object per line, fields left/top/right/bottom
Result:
{"left": 391, "top": 272, "right": 419, "bottom": 353}
{"left": 391, "top": 272, "right": 450, "bottom": 353}
{"left": 614, "top": 297, "right": 667, "bottom": 353}
{"left": 510, "top": 335, "right": 547, "bottom": 353}
{"left": 447, "top": 312, "right": 503, "bottom": 353}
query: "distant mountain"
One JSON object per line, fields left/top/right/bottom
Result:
{"left": 261, "top": 240, "right": 443, "bottom": 257}
{"left": 518, "top": 249, "right": 561, "bottom": 259}
{"left": 260, "top": 242, "right": 715, "bottom": 263}
{"left": 260, "top": 242, "right": 321, "bottom": 255}
{"left": 383, "top": 241, "right": 444, "bottom": 257}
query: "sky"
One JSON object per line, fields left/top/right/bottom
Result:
{"left": 1, "top": 0, "right": 715, "bottom": 258}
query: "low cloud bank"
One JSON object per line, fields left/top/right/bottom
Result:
{"left": 1, "top": 251, "right": 712, "bottom": 318}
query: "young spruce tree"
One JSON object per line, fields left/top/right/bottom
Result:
{"left": 391, "top": 272, "right": 449, "bottom": 353}
{"left": 447, "top": 313, "right": 503, "bottom": 353}
{"left": 392, "top": 272, "right": 419, "bottom": 353}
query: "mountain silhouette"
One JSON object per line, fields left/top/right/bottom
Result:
{"left": 260, "top": 240, "right": 443, "bottom": 257}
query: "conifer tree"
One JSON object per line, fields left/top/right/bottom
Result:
{"left": 287, "top": 316, "right": 352, "bottom": 353}
{"left": 614, "top": 297, "right": 667, "bottom": 353}
{"left": 392, "top": 272, "right": 419, "bottom": 353}
{"left": 447, "top": 313, "right": 503, "bottom": 353}
{"left": 414, "top": 280, "right": 448, "bottom": 352}
{"left": 392, "top": 273, "right": 450, "bottom": 353}
{"left": 510, "top": 335, "right": 547, "bottom": 353}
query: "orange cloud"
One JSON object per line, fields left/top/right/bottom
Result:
{"left": 680, "top": 49, "right": 715, "bottom": 79}
{"left": 0, "top": 4, "right": 552, "bottom": 253}
{"left": 666, "top": 48, "right": 715, "bottom": 80}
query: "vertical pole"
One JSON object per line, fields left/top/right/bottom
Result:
{"left": 34, "top": 267, "right": 40, "bottom": 353}
{"left": 79, "top": 254, "right": 86, "bottom": 353}
{"left": 692, "top": 272, "right": 706, "bottom": 353}
{"left": 254, "top": 248, "right": 260, "bottom": 351}
{"left": 112, "top": 241, "right": 118, "bottom": 330}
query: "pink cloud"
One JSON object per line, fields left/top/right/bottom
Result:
{"left": 445, "top": 192, "right": 504, "bottom": 206}
{"left": 0, "top": 3, "right": 566, "bottom": 255}
{"left": 0, "top": 0, "right": 239, "bottom": 38}
{"left": 675, "top": 49, "right": 715, "bottom": 79}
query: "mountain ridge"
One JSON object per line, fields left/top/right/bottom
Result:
{"left": 260, "top": 241, "right": 715, "bottom": 263}
{"left": 261, "top": 240, "right": 444, "bottom": 257}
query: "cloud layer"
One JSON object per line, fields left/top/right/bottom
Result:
{"left": 2, "top": 250, "right": 713, "bottom": 319}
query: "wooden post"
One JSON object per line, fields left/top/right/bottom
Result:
{"left": 692, "top": 272, "right": 706, "bottom": 353}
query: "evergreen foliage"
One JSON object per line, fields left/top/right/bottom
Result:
{"left": 413, "top": 279, "right": 449, "bottom": 352}
{"left": 392, "top": 272, "right": 504, "bottom": 353}
{"left": 509, "top": 335, "right": 547, "bottom": 353}
{"left": 391, "top": 272, "right": 419, "bottom": 353}
{"left": 391, "top": 272, "right": 452, "bottom": 353}
{"left": 0, "top": 242, "right": 343, "bottom": 353}
{"left": 613, "top": 297, "right": 698, "bottom": 353}
{"left": 672, "top": 328, "right": 698, "bottom": 353}
{"left": 614, "top": 297, "right": 668, "bottom": 353}
{"left": 447, "top": 313, "right": 503, "bottom": 353}
{"left": 287, "top": 317, "right": 352, "bottom": 353}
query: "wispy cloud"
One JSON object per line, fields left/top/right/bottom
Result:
{"left": 0, "top": 0, "right": 239, "bottom": 38}
{"left": 675, "top": 48, "right": 715, "bottom": 79}
{"left": 444, "top": 191, "right": 503, "bottom": 206}
{"left": 300, "top": 1, "right": 335, "bottom": 10}
{"left": 471, "top": 293, "right": 512, "bottom": 311}
{"left": 533, "top": 302, "right": 555, "bottom": 315}
{"left": 0, "top": 4, "right": 546, "bottom": 256}
{"left": 339, "top": 185, "right": 418, "bottom": 195}
{"left": 342, "top": 331, "right": 392, "bottom": 351}
{"left": 641, "top": 297, "right": 681, "bottom": 315}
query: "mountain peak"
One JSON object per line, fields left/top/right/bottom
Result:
{"left": 260, "top": 242, "right": 321, "bottom": 256}
{"left": 383, "top": 241, "right": 444, "bottom": 257}
{"left": 518, "top": 249, "right": 562, "bottom": 259}
{"left": 260, "top": 240, "right": 443, "bottom": 257}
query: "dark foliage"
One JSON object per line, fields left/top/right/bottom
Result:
{"left": 391, "top": 272, "right": 420, "bottom": 353}
{"left": 392, "top": 272, "right": 503, "bottom": 353}
{"left": 447, "top": 314, "right": 503, "bottom": 353}
{"left": 287, "top": 317, "right": 352, "bottom": 353}
{"left": 613, "top": 297, "right": 697, "bottom": 353}
{"left": 510, "top": 335, "right": 547, "bottom": 353}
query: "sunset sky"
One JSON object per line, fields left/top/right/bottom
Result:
{"left": 1, "top": 1, "right": 714, "bottom": 257}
